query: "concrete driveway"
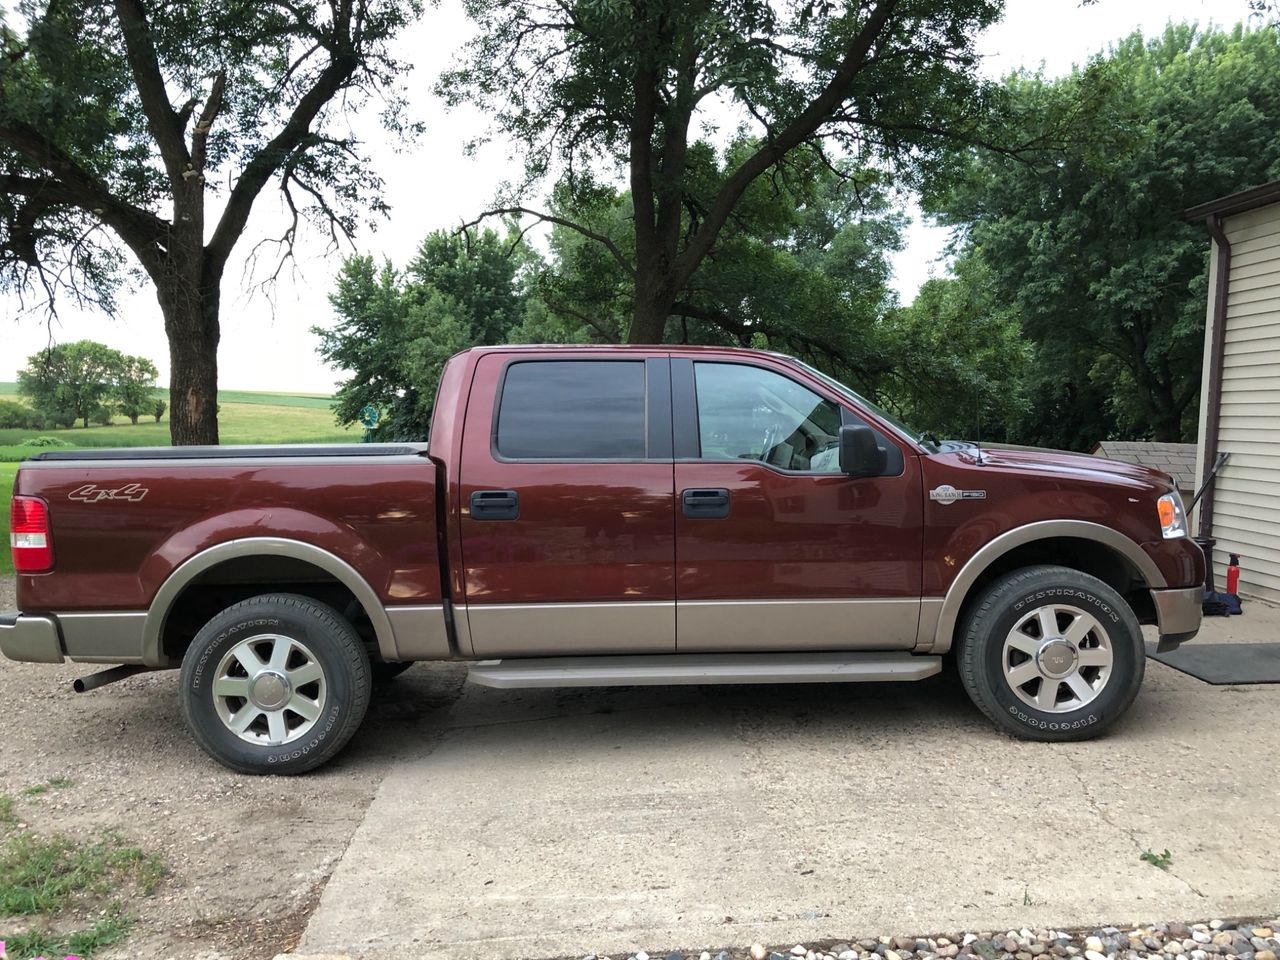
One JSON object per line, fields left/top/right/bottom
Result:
{"left": 301, "top": 615, "right": 1280, "bottom": 960}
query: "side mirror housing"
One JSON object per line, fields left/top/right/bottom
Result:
{"left": 838, "top": 424, "right": 888, "bottom": 477}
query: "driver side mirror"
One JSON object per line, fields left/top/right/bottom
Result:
{"left": 838, "top": 424, "right": 888, "bottom": 477}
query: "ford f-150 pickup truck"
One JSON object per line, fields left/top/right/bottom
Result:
{"left": 2, "top": 345, "right": 1204, "bottom": 774}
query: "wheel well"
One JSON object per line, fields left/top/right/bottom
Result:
{"left": 957, "top": 536, "right": 1157, "bottom": 630}
{"left": 158, "top": 556, "right": 377, "bottom": 663}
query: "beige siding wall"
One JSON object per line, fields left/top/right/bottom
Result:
{"left": 1198, "top": 203, "right": 1280, "bottom": 602}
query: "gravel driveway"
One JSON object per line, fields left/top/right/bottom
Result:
{"left": 0, "top": 575, "right": 467, "bottom": 959}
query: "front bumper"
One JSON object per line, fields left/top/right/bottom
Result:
{"left": 1151, "top": 586, "right": 1202, "bottom": 653}
{"left": 0, "top": 612, "right": 65, "bottom": 664}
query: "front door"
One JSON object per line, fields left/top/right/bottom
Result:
{"left": 672, "top": 357, "right": 923, "bottom": 651}
{"left": 458, "top": 353, "right": 676, "bottom": 657}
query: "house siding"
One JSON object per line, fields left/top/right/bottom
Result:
{"left": 1196, "top": 202, "right": 1280, "bottom": 603}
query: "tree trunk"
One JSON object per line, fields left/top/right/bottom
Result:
{"left": 628, "top": 271, "right": 674, "bottom": 343}
{"left": 157, "top": 274, "right": 220, "bottom": 446}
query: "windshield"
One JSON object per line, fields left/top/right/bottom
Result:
{"left": 787, "top": 358, "right": 937, "bottom": 450}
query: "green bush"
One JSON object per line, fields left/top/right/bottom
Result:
{"left": 18, "top": 436, "right": 73, "bottom": 448}
{"left": 0, "top": 399, "right": 42, "bottom": 430}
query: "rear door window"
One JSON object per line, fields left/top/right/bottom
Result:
{"left": 496, "top": 360, "right": 647, "bottom": 460}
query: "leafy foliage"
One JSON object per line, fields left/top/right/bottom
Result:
{"left": 16, "top": 340, "right": 159, "bottom": 429}
{"left": 927, "top": 23, "right": 1280, "bottom": 445}
{"left": 315, "top": 229, "right": 531, "bottom": 439}
{"left": 0, "top": 0, "right": 423, "bottom": 443}
{"left": 443, "top": 0, "right": 1020, "bottom": 343}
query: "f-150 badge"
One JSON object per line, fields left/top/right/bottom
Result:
{"left": 69, "top": 483, "right": 149, "bottom": 503}
{"left": 929, "top": 484, "right": 986, "bottom": 505}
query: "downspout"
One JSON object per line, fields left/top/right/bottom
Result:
{"left": 1198, "top": 214, "right": 1231, "bottom": 537}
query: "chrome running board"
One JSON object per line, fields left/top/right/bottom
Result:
{"left": 467, "top": 651, "right": 941, "bottom": 689}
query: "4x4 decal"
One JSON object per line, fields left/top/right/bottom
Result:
{"left": 68, "top": 482, "right": 150, "bottom": 503}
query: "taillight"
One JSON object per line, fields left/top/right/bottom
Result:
{"left": 10, "top": 495, "right": 54, "bottom": 573}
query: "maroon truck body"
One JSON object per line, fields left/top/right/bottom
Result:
{"left": 2, "top": 345, "right": 1205, "bottom": 770}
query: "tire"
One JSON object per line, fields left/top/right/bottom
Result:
{"left": 370, "top": 659, "right": 414, "bottom": 684}
{"left": 956, "top": 565, "right": 1145, "bottom": 742}
{"left": 179, "top": 593, "right": 372, "bottom": 775}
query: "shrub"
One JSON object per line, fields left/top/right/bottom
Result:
{"left": 17, "top": 436, "right": 73, "bottom": 448}
{"left": 0, "top": 400, "right": 41, "bottom": 430}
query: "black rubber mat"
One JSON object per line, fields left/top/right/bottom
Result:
{"left": 1146, "top": 642, "right": 1280, "bottom": 684}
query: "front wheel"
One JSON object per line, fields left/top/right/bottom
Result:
{"left": 957, "top": 565, "right": 1144, "bottom": 741}
{"left": 179, "top": 594, "right": 372, "bottom": 774}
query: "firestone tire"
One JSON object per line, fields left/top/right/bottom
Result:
{"left": 179, "top": 594, "right": 371, "bottom": 775}
{"left": 957, "top": 565, "right": 1145, "bottom": 742}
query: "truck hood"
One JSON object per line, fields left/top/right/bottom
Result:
{"left": 932, "top": 442, "right": 1174, "bottom": 491}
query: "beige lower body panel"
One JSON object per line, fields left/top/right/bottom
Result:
{"left": 58, "top": 612, "right": 148, "bottom": 663}
{"left": 677, "top": 598, "right": 922, "bottom": 652}
{"left": 385, "top": 605, "right": 451, "bottom": 660}
{"left": 465, "top": 601, "right": 675, "bottom": 658}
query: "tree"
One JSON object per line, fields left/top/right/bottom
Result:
{"left": 518, "top": 143, "right": 909, "bottom": 390}
{"left": 18, "top": 339, "right": 125, "bottom": 428}
{"left": 153, "top": 398, "right": 166, "bottom": 423}
{"left": 315, "top": 228, "right": 529, "bottom": 439}
{"left": 443, "top": 0, "right": 1020, "bottom": 345}
{"left": 927, "top": 23, "right": 1280, "bottom": 444}
{"left": 114, "top": 354, "right": 159, "bottom": 424}
{"left": 0, "top": 0, "right": 422, "bottom": 445}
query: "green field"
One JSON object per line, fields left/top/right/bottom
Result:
{"left": 0, "top": 386, "right": 356, "bottom": 576}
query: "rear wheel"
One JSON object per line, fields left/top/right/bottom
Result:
{"left": 179, "top": 594, "right": 371, "bottom": 774}
{"left": 957, "top": 565, "right": 1144, "bottom": 741}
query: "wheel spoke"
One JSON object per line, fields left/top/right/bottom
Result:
{"left": 265, "top": 710, "right": 288, "bottom": 744}
{"left": 213, "top": 675, "right": 251, "bottom": 699}
{"left": 1037, "top": 607, "right": 1060, "bottom": 640}
{"left": 267, "top": 636, "right": 294, "bottom": 671}
{"left": 1063, "top": 612, "right": 1100, "bottom": 647}
{"left": 1006, "top": 661, "right": 1041, "bottom": 688}
{"left": 287, "top": 693, "right": 320, "bottom": 721}
{"left": 1034, "top": 678, "right": 1060, "bottom": 710}
{"left": 233, "top": 646, "right": 266, "bottom": 675}
{"left": 1078, "top": 646, "right": 1113, "bottom": 668}
{"left": 287, "top": 661, "right": 323, "bottom": 687}
{"left": 1065, "top": 672, "right": 1095, "bottom": 703}
{"left": 1006, "top": 632, "right": 1040, "bottom": 657}
{"left": 228, "top": 703, "right": 260, "bottom": 734}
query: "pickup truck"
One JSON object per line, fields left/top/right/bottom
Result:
{"left": 2, "top": 345, "right": 1204, "bottom": 774}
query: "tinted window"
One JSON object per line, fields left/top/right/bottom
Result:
{"left": 497, "top": 361, "right": 647, "bottom": 459}
{"left": 694, "top": 363, "right": 843, "bottom": 472}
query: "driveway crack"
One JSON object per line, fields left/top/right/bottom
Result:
{"left": 1066, "top": 754, "right": 1205, "bottom": 898}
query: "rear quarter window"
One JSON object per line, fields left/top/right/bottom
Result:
{"left": 495, "top": 360, "right": 647, "bottom": 460}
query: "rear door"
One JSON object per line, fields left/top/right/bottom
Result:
{"left": 672, "top": 357, "right": 923, "bottom": 651}
{"left": 458, "top": 353, "right": 676, "bottom": 656}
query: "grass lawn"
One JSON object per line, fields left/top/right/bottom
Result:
{"left": 0, "top": 388, "right": 358, "bottom": 577}
{"left": 1, "top": 462, "right": 15, "bottom": 576}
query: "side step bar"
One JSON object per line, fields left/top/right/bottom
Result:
{"left": 467, "top": 651, "right": 941, "bottom": 689}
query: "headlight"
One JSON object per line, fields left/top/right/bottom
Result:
{"left": 1157, "top": 492, "right": 1188, "bottom": 540}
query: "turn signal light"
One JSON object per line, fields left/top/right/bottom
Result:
{"left": 10, "top": 495, "right": 54, "bottom": 573}
{"left": 1157, "top": 492, "right": 1187, "bottom": 540}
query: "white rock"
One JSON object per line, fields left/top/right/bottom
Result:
{"left": 700, "top": 954, "right": 712, "bottom": 960}
{"left": 1086, "top": 938, "right": 1105, "bottom": 953}
{"left": 1193, "top": 933, "right": 1212, "bottom": 944}
{"left": 1210, "top": 922, "right": 1224, "bottom": 931}
{"left": 793, "top": 947, "right": 809, "bottom": 957}
{"left": 751, "top": 947, "right": 768, "bottom": 960}
{"left": 964, "top": 935, "right": 979, "bottom": 947}
{"left": 636, "top": 952, "right": 650, "bottom": 960}
{"left": 1086, "top": 951, "right": 1108, "bottom": 960}
{"left": 840, "top": 953, "right": 858, "bottom": 960}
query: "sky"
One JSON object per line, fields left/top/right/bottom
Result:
{"left": 0, "top": 0, "right": 1262, "bottom": 393}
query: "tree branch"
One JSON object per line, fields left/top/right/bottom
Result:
{"left": 671, "top": 0, "right": 903, "bottom": 291}
{"left": 458, "top": 206, "right": 636, "bottom": 278}
{"left": 113, "top": 0, "right": 191, "bottom": 180}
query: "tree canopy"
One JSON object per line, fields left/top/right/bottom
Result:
{"left": 443, "top": 0, "right": 1025, "bottom": 345}
{"left": 315, "top": 228, "right": 530, "bottom": 440}
{"left": 926, "top": 22, "right": 1280, "bottom": 445}
{"left": 0, "top": 0, "right": 421, "bottom": 444}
